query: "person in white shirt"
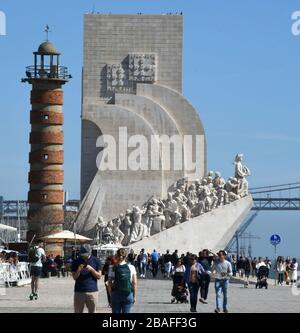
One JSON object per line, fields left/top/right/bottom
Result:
{"left": 210, "top": 250, "right": 232, "bottom": 313}
{"left": 276, "top": 256, "right": 285, "bottom": 285}
{"left": 29, "top": 241, "right": 45, "bottom": 300}
{"left": 289, "top": 258, "right": 298, "bottom": 286}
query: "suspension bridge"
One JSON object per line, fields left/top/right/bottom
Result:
{"left": 1, "top": 182, "right": 300, "bottom": 250}
{"left": 226, "top": 181, "right": 300, "bottom": 256}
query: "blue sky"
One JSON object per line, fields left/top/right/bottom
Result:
{"left": 0, "top": 0, "right": 299, "bottom": 257}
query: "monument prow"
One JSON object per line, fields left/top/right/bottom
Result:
{"left": 129, "top": 195, "right": 253, "bottom": 254}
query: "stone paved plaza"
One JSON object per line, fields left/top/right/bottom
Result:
{"left": 0, "top": 274, "right": 299, "bottom": 313}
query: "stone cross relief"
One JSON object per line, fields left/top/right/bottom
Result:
{"left": 106, "top": 53, "right": 156, "bottom": 93}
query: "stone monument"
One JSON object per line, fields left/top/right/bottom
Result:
{"left": 76, "top": 14, "right": 206, "bottom": 236}
{"left": 75, "top": 14, "right": 253, "bottom": 252}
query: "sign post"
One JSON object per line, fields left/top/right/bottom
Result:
{"left": 270, "top": 234, "right": 281, "bottom": 286}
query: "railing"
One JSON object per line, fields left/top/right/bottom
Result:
{"left": 25, "top": 65, "right": 70, "bottom": 81}
{"left": 0, "top": 262, "right": 31, "bottom": 287}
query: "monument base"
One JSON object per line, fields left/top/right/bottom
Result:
{"left": 129, "top": 195, "right": 253, "bottom": 254}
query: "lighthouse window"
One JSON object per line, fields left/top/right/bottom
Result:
{"left": 44, "top": 154, "right": 49, "bottom": 160}
{"left": 44, "top": 115, "right": 49, "bottom": 120}
{"left": 42, "top": 194, "right": 48, "bottom": 200}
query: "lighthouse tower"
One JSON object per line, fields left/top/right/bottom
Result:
{"left": 22, "top": 40, "right": 70, "bottom": 255}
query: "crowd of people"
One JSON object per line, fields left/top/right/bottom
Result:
{"left": 0, "top": 250, "right": 19, "bottom": 266}
{"left": 230, "top": 255, "right": 299, "bottom": 287}
{"left": 102, "top": 248, "right": 233, "bottom": 313}
{"left": 3, "top": 241, "right": 299, "bottom": 314}
{"left": 275, "top": 256, "right": 298, "bottom": 286}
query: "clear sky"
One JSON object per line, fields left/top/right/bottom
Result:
{"left": 0, "top": 0, "right": 299, "bottom": 258}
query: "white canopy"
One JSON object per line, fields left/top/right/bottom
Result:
{"left": 41, "top": 230, "right": 92, "bottom": 242}
{"left": 0, "top": 224, "right": 17, "bottom": 232}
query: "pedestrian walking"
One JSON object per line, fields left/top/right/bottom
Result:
{"left": 212, "top": 250, "right": 232, "bottom": 313}
{"left": 276, "top": 256, "right": 285, "bottom": 285}
{"left": 137, "top": 249, "right": 147, "bottom": 278}
{"left": 150, "top": 249, "right": 160, "bottom": 278}
{"left": 72, "top": 244, "right": 102, "bottom": 313}
{"left": 184, "top": 254, "right": 204, "bottom": 312}
{"left": 251, "top": 257, "right": 257, "bottom": 278}
{"left": 107, "top": 248, "right": 137, "bottom": 313}
{"left": 172, "top": 250, "right": 179, "bottom": 266}
{"left": 102, "top": 256, "right": 117, "bottom": 307}
{"left": 285, "top": 257, "right": 291, "bottom": 285}
{"left": 289, "top": 258, "right": 298, "bottom": 286}
{"left": 164, "top": 250, "right": 173, "bottom": 279}
{"left": 198, "top": 249, "right": 213, "bottom": 304}
{"left": 171, "top": 258, "right": 186, "bottom": 303}
{"left": 244, "top": 258, "right": 251, "bottom": 287}
{"left": 231, "top": 255, "right": 237, "bottom": 277}
{"left": 127, "top": 249, "right": 136, "bottom": 266}
{"left": 28, "top": 240, "right": 46, "bottom": 300}
{"left": 237, "top": 256, "right": 245, "bottom": 278}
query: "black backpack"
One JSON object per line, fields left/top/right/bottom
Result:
{"left": 28, "top": 246, "right": 40, "bottom": 263}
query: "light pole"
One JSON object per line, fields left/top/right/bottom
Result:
{"left": 17, "top": 200, "right": 21, "bottom": 242}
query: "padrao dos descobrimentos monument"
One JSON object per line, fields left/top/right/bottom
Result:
{"left": 74, "top": 14, "right": 253, "bottom": 254}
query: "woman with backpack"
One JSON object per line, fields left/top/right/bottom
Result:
{"left": 107, "top": 248, "right": 137, "bottom": 313}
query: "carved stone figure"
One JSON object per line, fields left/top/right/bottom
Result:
{"left": 217, "top": 185, "right": 229, "bottom": 206}
{"left": 186, "top": 183, "right": 198, "bottom": 208}
{"left": 205, "top": 170, "right": 215, "bottom": 182}
{"left": 129, "top": 206, "right": 148, "bottom": 244}
{"left": 93, "top": 154, "right": 251, "bottom": 246}
{"left": 102, "top": 220, "right": 114, "bottom": 244}
{"left": 234, "top": 154, "right": 251, "bottom": 197}
{"left": 112, "top": 216, "right": 124, "bottom": 245}
{"left": 145, "top": 205, "right": 155, "bottom": 236}
{"left": 121, "top": 210, "right": 132, "bottom": 246}
{"left": 96, "top": 216, "right": 107, "bottom": 244}
{"left": 213, "top": 171, "right": 226, "bottom": 190}
{"left": 198, "top": 179, "right": 212, "bottom": 212}
{"left": 225, "top": 177, "right": 240, "bottom": 201}
{"left": 174, "top": 189, "right": 190, "bottom": 221}
{"left": 163, "top": 192, "right": 182, "bottom": 228}
{"left": 148, "top": 199, "right": 166, "bottom": 234}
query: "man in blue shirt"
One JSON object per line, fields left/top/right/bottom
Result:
{"left": 150, "top": 249, "right": 160, "bottom": 278}
{"left": 72, "top": 244, "right": 102, "bottom": 313}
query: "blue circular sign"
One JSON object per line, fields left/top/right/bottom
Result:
{"left": 270, "top": 234, "right": 281, "bottom": 246}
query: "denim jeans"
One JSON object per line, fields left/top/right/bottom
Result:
{"left": 278, "top": 272, "right": 284, "bottom": 284}
{"left": 111, "top": 291, "right": 134, "bottom": 313}
{"left": 215, "top": 279, "right": 229, "bottom": 310}
{"left": 139, "top": 262, "right": 147, "bottom": 276}
{"left": 189, "top": 282, "right": 200, "bottom": 310}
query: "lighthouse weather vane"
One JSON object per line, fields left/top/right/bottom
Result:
{"left": 44, "top": 25, "right": 51, "bottom": 42}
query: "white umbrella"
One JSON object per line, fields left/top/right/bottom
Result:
{"left": 41, "top": 230, "right": 91, "bottom": 241}
{"left": 42, "top": 230, "right": 92, "bottom": 256}
{"left": 0, "top": 224, "right": 17, "bottom": 231}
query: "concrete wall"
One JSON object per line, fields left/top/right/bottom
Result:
{"left": 83, "top": 14, "right": 183, "bottom": 102}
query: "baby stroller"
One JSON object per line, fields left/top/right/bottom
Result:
{"left": 171, "top": 283, "right": 189, "bottom": 304}
{"left": 256, "top": 266, "right": 269, "bottom": 289}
